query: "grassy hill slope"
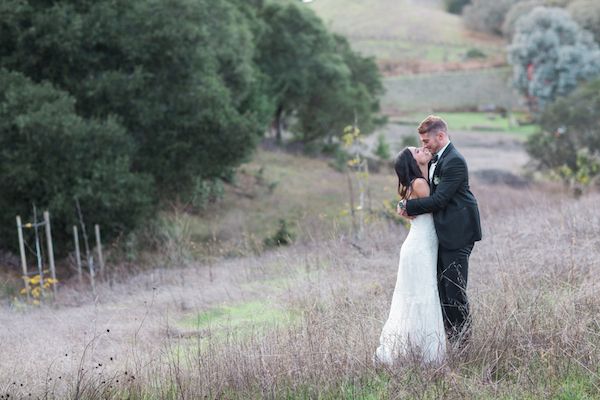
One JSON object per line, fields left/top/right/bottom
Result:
{"left": 304, "top": 0, "right": 505, "bottom": 71}
{"left": 296, "top": 0, "right": 521, "bottom": 113}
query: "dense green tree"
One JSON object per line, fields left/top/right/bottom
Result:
{"left": 0, "top": 69, "right": 154, "bottom": 251}
{"left": 295, "top": 35, "right": 383, "bottom": 144}
{"left": 256, "top": 2, "right": 331, "bottom": 142}
{"left": 508, "top": 7, "right": 600, "bottom": 111}
{"left": 0, "top": 0, "right": 271, "bottom": 193}
{"left": 255, "top": 3, "right": 383, "bottom": 145}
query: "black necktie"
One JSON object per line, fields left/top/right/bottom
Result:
{"left": 429, "top": 154, "right": 439, "bottom": 165}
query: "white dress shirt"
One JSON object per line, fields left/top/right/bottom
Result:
{"left": 429, "top": 141, "right": 451, "bottom": 182}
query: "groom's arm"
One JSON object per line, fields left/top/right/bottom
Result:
{"left": 405, "top": 157, "right": 466, "bottom": 216}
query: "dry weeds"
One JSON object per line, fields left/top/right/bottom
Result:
{"left": 0, "top": 181, "right": 599, "bottom": 399}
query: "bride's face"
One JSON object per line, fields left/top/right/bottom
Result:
{"left": 410, "top": 147, "right": 432, "bottom": 166}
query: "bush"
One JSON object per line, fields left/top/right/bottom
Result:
{"left": 508, "top": 7, "right": 600, "bottom": 112}
{"left": 567, "top": 0, "right": 600, "bottom": 45}
{"left": 264, "top": 219, "right": 295, "bottom": 248}
{"left": 526, "top": 78, "right": 600, "bottom": 192}
{"left": 374, "top": 134, "right": 391, "bottom": 160}
{"left": 0, "top": 69, "right": 154, "bottom": 252}
{"left": 190, "top": 178, "right": 225, "bottom": 210}
{"left": 464, "top": 48, "right": 487, "bottom": 59}
{"left": 445, "top": 0, "right": 471, "bottom": 14}
{"left": 463, "top": 0, "right": 520, "bottom": 36}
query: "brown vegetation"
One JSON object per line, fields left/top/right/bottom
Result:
{"left": 1, "top": 177, "right": 598, "bottom": 398}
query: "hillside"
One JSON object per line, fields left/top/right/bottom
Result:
{"left": 305, "top": 0, "right": 506, "bottom": 74}
{"left": 298, "top": 0, "right": 521, "bottom": 113}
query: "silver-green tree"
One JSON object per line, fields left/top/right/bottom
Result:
{"left": 508, "top": 7, "right": 600, "bottom": 111}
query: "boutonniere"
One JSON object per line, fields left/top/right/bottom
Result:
{"left": 433, "top": 176, "right": 441, "bottom": 185}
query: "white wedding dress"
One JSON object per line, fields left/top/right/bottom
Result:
{"left": 375, "top": 213, "right": 446, "bottom": 365}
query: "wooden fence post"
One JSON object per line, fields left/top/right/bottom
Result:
{"left": 16, "top": 216, "right": 30, "bottom": 302}
{"left": 44, "top": 211, "right": 57, "bottom": 296}
{"left": 32, "top": 206, "right": 44, "bottom": 300}
{"left": 95, "top": 224, "right": 104, "bottom": 278}
{"left": 89, "top": 255, "right": 96, "bottom": 296}
{"left": 73, "top": 226, "right": 83, "bottom": 285}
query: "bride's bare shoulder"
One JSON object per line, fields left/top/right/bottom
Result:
{"left": 410, "top": 178, "right": 430, "bottom": 199}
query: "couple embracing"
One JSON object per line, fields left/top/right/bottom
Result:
{"left": 374, "top": 115, "right": 482, "bottom": 365}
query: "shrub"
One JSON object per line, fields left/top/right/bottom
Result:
{"left": 264, "top": 219, "right": 295, "bottom": 248}
{"left": 190, "top": 178, "right": 225, "bottom": 210}
{"left": 508, "top": 7, "right": 600, "bottom": 112}
{"left": 445, "top": 0, "right": 471, "bottom": 14}
{"left": 526, "top": 78, "right": 600, "bottom": 192}
{"left": 374, "top": 134, "right": 391, "bottom": 160}
{"left": 464, "top": 48, "right": 487, "bottom": 59}
{"left": 0, "top": 69, "right": 154, "bottom": 252}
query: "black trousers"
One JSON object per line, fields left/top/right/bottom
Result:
{"left": 437, "top": 243, "right": 474, "bottom": 343}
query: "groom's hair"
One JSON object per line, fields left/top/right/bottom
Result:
{"left": 418, "top": 115, "right": 447, "bottom": 136}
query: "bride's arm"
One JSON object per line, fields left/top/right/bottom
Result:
{"left": 408, "top": 178, "right": 430, "bottom": 199}
{"left": 397, "top": 178, "right": 430, "bottom": 217}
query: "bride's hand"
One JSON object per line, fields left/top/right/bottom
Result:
{"left": 397, "top": 200, "right": 415, "bottom": 220}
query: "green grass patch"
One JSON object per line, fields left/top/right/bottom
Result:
{"left": 181, "top": 300, "right": 297, "bottom": 332}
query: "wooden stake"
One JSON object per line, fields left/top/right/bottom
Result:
{"left": 94, "top": 224, "right": 104, "bottom": 278}
{"left": 73, "top": 226, "right": 83, "bottom": 285}
{"left": 33, "top": 205, "right": 44, "bottom": 300}
{"left": 16, "top": 216, "right": 30, "bottom": 302}
{"left": 44, "top": 211, "right": 57, "bottom": 296}
{"left": 75, "top": 198, "right": 95, "bottom": 295}
{"left": 88, "top": 254, "right": 96, "bottom": 296}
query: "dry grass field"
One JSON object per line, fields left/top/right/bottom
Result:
{"left": 303, "top": 0, "right": 505, "bottom": 72}
{"left": 1, "top": 129, "right": 599, "bottom": 399}
{"left": 295, "top": 0, "right": 521, "bottom": 114}
{"left": 381, "top": 68, "right": 522, "bottom": 114}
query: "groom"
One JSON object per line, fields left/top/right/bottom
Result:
{"left": 399, "top": 115, "right": 482, "bottom": 346}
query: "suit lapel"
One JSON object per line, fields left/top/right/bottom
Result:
{"left": 430, "top": 143, "right": 454, "bottom": 193}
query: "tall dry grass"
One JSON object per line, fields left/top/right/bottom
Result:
{"left": 1, "top": 183, "right": 599, "bottom": 399}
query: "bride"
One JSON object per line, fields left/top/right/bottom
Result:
{"left": 374, "top": 146, "right": 446, "bottom": 365}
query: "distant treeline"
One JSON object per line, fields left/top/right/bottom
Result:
{"left": 0, "top": 0, "right": 383, "bottom": 252}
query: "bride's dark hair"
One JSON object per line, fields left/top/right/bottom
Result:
{"left": 394, "top": 148, "right": 424, "bottom": 200}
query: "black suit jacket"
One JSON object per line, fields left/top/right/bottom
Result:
{"left": 406, "top": 143, "right": 482, "bottom": 250}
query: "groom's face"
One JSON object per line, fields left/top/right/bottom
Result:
{"left": 419, "top": 131, "right": 442, "bottom": 154}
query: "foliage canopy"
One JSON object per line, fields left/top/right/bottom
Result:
{"left": 526, "top": 78, "right": 600, "bottom": 190}
{"left": 0, "top": 69, "right": 154, "bottom": 251}
{"left": 508, "top": 7, "right": 600, "bottom": 111}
